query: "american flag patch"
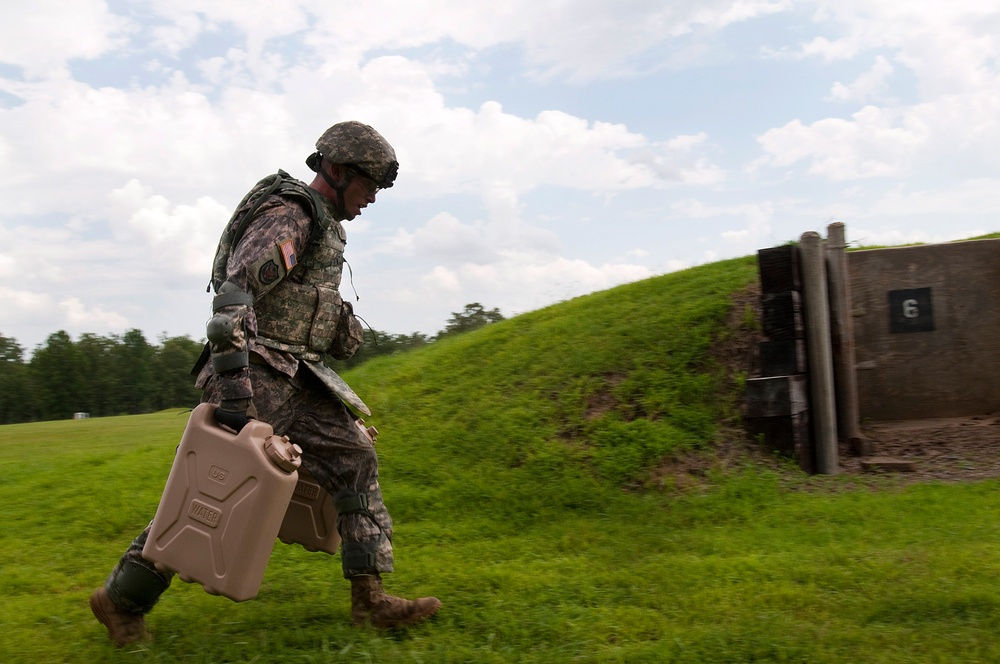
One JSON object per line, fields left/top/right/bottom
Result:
{"left": 279, "top": 239, "right": 297, "bottom": 270}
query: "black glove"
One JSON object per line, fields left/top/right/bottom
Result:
{"left": 215, "top": 398, "right": 251, "bottom": 433}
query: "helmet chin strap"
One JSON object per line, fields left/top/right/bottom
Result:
{"left": 318, "top": 162, "right": 353, "bottom": 219}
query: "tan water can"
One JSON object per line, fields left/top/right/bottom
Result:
{"left": 276, "top": 418, "right": 377, "bottom": 554}
{"left": 142, "top": 403, "right": 302, "bottom": 601}
{"left": 277, "top": 468, "right": 341, "bottom": 554}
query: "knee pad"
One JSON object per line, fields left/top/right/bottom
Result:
{"left": 334, "top": 490, "right": 370, "bottom": 517}
{"left": 107, "top": 560, "right": 171, "bottom": 614}
{"left": 335, "top": 488, "right": 388, "bottom": 534}
{"left": 340, "top": 540, "right": 378, "bottom": 576}
{"left": 335, "top": 490, "right": 382, "bottom": 576}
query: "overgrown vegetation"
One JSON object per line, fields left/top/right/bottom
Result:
{"left": 5, "top": 256, "right": 1000, "bottom": 662}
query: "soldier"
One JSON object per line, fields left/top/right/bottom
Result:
{"left": 90, "top": 122, "right": 441, "bottom": 646}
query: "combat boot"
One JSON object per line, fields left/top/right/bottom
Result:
{"left": 90, "top": 587, "right": 151, "bottom": 647}
{"left": 350, "top": 574, "right": 441, "bottom": 628}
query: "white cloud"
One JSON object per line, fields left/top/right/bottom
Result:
{"left": 106, "top": 179, "right": 230, "bottom": 278}
{"left": 829, "top": 55, "right": 894, "bottom": 103}
{"left": 421, "top": 265, "right": 462, "bottom": 293}
{"left": 0, "top": 0, "right": 132, "bottom": 78}
{"left": 363, "top": 206, "right": 563, "bottom": 279}
{"left": 753, "top": 105, "right": 931, "bottom": 179}
{"left": 0, "top": 286, "right": 51, "bottom": 319}
{"left": 387, "top": 99, "right": 670, "bottom": 196}
{"left": 76, "top": 0, "right": 796, "bottom": 84}
{"left": 0, "top": 286, "right": 134, "bottom": 346}
{"left": 282, "top": 53, "right": 710, "bottom": 198}
{"left": 799, "top": 2, "right": 1000, "bottom": 102}
{"left": 405, "top": 213, "right": 495, "bottom": 263}
{"left": 1, "top": 43, "right": 712, "bottom": 236}
{"left": 0, "top": 72, "right": 303, "bottom": 220}
{"left": 672, "top": 198, "right": 775, "bottom": 245}
{"left": 144, "top": 0, "right": 312, "bottom": 58}
{"left": 406, "top": 253, "right": 655, "bottom": 326}
{"left": 278, "top": 0, "right": 792, "bottom": 82}
{"left": 1, "top": 0, "right": 999, "bottom": 352}
{"left": 865, "top": 179, "right": 1000, "bottom": 218}
{"left": 60, "top": 297, "right": 130, "bottom": 330}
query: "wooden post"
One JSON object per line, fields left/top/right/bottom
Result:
{"left": 825, "top": 222, "right": 867, "bottom": 454}
{"left": 800, "top": 232, "right": 839, "bottom": 474}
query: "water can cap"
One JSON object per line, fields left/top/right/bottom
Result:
{"left": 264, "top": 436, "right": 303, "bottom": 473}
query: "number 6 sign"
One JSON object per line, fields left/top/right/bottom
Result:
{"left": 888, "top": 288, "right": 934, "bottom": 333}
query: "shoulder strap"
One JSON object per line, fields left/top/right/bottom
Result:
{"left": 208, "top": 170, "right": 329, "bottom": 293}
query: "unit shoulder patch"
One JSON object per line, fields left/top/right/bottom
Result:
{"left": 259, "top": 259, "right": 280, "bottom": 285}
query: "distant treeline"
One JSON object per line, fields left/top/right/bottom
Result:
{"left": 0, "top": 303, "right": 502, "bottom": 424}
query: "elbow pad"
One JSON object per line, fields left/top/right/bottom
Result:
{"left": 208, "top": 281, "right": 253, "bottom": 372}
{"left": 206, "top": 315, "right": 234, "bottom": 344}
{"left": 206, "top": 281, "right": 252, "bottom": 344}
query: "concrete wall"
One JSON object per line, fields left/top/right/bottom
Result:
{"left": 847, "top": 239, "right": 1000, "bottom": 421}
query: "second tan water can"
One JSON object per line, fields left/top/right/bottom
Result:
{"left": 277, "top": 468, "right": 341, "bottom": 554}
{"left": 142, "top": 403, "right": 302, "bottom": 602}
{"left": 276, "top": 418, "right": 377, "bottom": 554}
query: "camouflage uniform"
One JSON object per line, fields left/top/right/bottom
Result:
{"left": 102, "top": 122, "right": 401, "bottom": 614}
{"left": 199, "top": 180, "right": 395, "bottom": 579}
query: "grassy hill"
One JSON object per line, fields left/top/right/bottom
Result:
{"left": 4, "top": 255, "right": 1000, "bottom": 663}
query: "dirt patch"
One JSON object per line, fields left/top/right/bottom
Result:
{"left": 653, "top": 413, "right": 1000, "bottom": 493}
{"left": 846, "top": 414, "right": 1000, "bottom": 482}
{"left": 585, "top": 372, "right": 627, "bottom": 421}
{"left": 714, "top": 282, "right": 763, "bottom": 385}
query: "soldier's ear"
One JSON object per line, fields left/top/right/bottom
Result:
{"left": 325, "top": 162, "right": 347, "bottom": 182}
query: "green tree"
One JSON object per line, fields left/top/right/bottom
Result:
{"left": 152, "top": 335, "right": 204, "bottom": 409}
{"left": 110, "top": 329, "right": 156, "bottom": 414}
{"left": 0, "top": 335, "right": 24, "bottom": 362}
{"left": 29, "top": 330, "right": 84, "bottom": 421}
{"left": 0, "top": 333, "right": 34, "bottom": 423}
{"left": 76, "top": 333, "right": 119, "bottom": 417}
{"left": 436, "top": 302, "right": 504, "bottom": 339}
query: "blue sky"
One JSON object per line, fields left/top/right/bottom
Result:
{"left": 1, "top": 1, "right": 998, "bottom": 353}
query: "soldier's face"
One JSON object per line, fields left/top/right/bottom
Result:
{"left": 341, "top": 174, "right": 379, "bottom": 221}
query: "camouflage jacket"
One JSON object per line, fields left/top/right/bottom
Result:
{"left": 196, "top": 173, "right": 366, "bottom": 411}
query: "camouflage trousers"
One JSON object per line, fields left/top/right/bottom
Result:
{"left": 107, "top": 362, "right": 394, "bottom": 612}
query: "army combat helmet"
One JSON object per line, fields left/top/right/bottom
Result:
{"left": 306, "top": 121, "right": 399, "bottom": 190}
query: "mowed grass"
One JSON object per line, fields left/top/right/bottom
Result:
{"left": 4, "top": 256, "right": 1000, "bottom": 663}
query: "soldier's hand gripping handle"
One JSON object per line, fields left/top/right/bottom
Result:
{"left": 215, "top": 398, "right": 251, "bottom": 433}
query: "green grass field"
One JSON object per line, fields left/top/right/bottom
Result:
{"left": 4, "top": 255, "right": 1000, "bottom": 663}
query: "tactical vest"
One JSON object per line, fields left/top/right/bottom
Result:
{"left": 210, "top": 171, "right": 347, "bottom": 361}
